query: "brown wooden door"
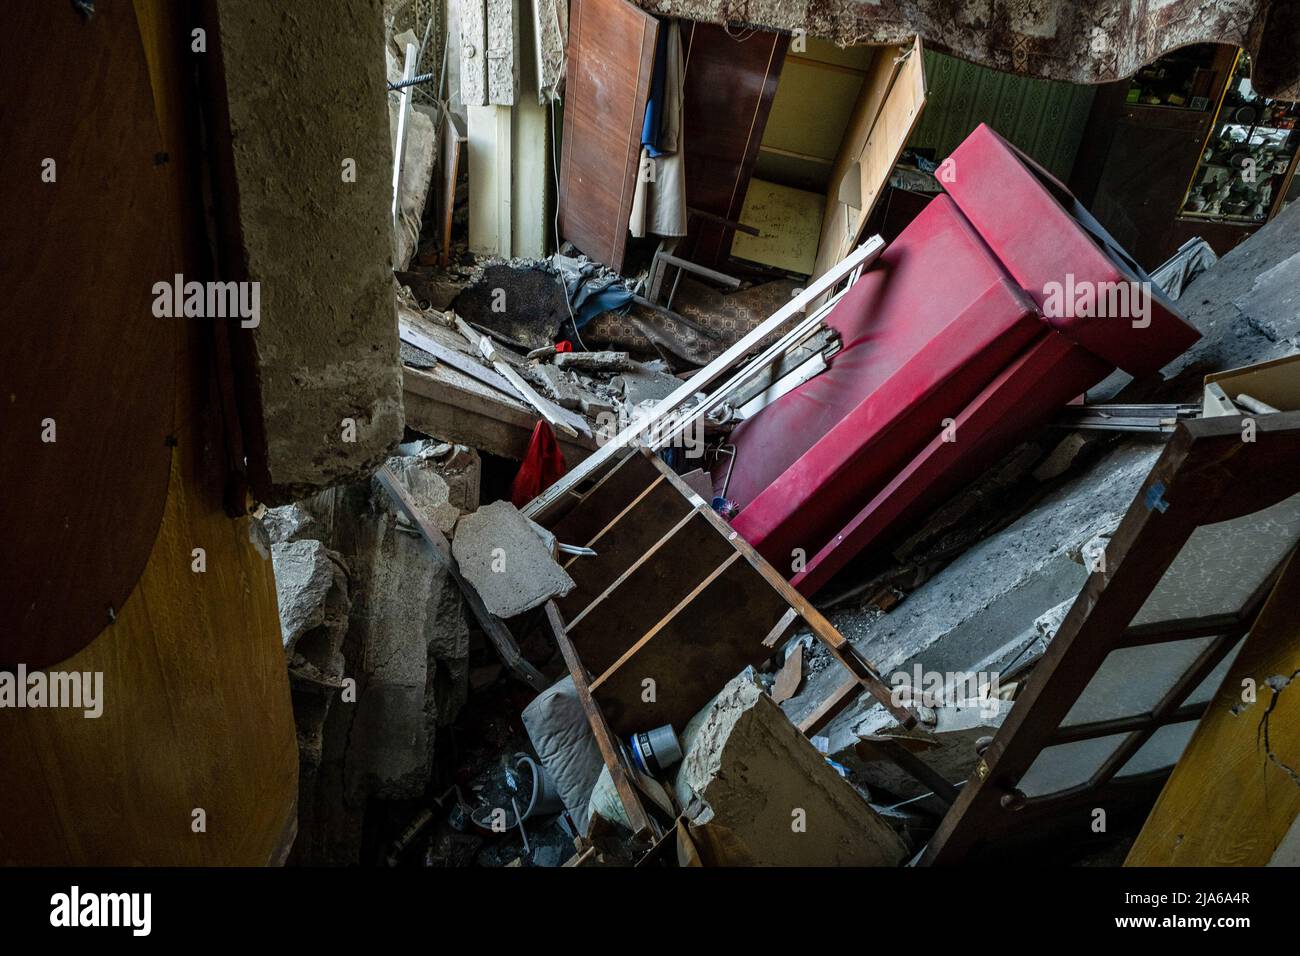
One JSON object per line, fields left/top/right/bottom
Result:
{"left": 1086, "top": 105, "right": 1213, "bottom": 270}
{"left": 678, "top": 24, "right": 789, "bottom": 270}
{"left": 558, "top": 0, "right": 659, "bottom": 271}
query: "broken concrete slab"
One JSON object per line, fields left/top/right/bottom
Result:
{"left": 853, "top": 697, "right": 1013, "bottom": 802}
{"left": 263, "top": 502, "right": 322, "bottom": 547}
{"left": 385, "top": 442, "right": 473, "bottom": 538}
{"left": 552, "top": 350, "right": 634, "bottom": 373}
{"left": 674, "top": 674, "right": 907, "bottom": 866}
{"left": 277, "top": 444, "right": 477, "bottom": 864}
{"left": 271, "top": 538, "right": 351, "bottom": 658}
{"left": 1155, "top": 199, "right": 1300, "bottom": 401}
{"left": 785, "top": 440, "right": 1162, "bottom": 755}
{"left": 612, "top": 365, "right": 681, "bottom": 406}
{"left": 452, "top": 500, "right": 575, "bottom": 617}
{"left": 579, "top": 394, "right": 618, "bottom": 419}
{"left": 204, "top": 0, "right": 404, "bottom": 504}
{"left": 534, "top": 363, "right": 583, "bottom": 410}
{"left": 269, "top": 536, "right": 352, "bottom": 793}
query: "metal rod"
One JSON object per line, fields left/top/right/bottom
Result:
{"left": 387, "top": 71, "right": 436, "bottom": 91}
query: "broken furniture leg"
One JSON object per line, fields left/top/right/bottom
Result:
{"left": 452, "top": 313, "right": 585, "bottom": 439}
{"left": 544, "top": 601, "right": 658, "bottom": 840}
{"left": 377, "top": 464, "right": 547, "bottom": 691}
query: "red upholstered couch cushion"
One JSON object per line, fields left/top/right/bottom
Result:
{"left": 720, "top": 124, "right": 1200, "bottom": 594}
{"left": 727, "top": 194, "right": 1042, "bottom": 567}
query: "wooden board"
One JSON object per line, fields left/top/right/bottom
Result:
{"left": 402, "top": 364, "right": 596, "bottom": 464}
{"left": 811, "top": 38, "right": 926, "bottom": 280}
{"left": 440, "top": 108, "right": 466, "bottom": 267}
{"left": 566, "top": 509, "right": 734, "bottom": 676}
{"left": 680, "top": 23, "right": 788, "bottom": 270}
{"left": 591, "top": 555, "right": 790, "bottom": 735}
{"left": 730, "top": 178, "right": 825, "bottom": 275}
{"left": 0, "top": 0, "right": 297, "bottom": 863}
{"left": 557, "top": 0, "right": 658, "bottom": 271}
{"left": 556, "top": 476, "right": 697, "bottom": 622}
{"left": 545, "top": 602, "right": 655, "bottom": 839}
{"left": 549, "top": 448, "right": 661, "bottom": 549}
{"left": 0, "top": 0, "right": 177, "bottom": 667}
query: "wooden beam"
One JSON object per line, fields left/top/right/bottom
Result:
{"left": 545, "top": 601, "right": 656, "bottom": 839}
{"left": 522, "top": 236, "right": 887, "bottom": 519}
{"left": 399, "top": 317, "right": 517, "bottom": 395}
{"left": 798, "top": 673, "right": 859, "bottom": 736}
{"left": 402, "top": 365, "right": 595, "bottom": 463}
{"left": 376, "top": 465, "right": 546, "bottom": 691}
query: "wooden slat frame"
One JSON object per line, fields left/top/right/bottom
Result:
{"left": 541, "top": 444, "right": 928, "bottom": 831}
{"left": 923, "top": 412, "right": 1300, "bottom": 864}
{"left": 547, "top": 447, "right": 914, "bottom": 722}
{"left": 544, "top": 601, "right": 656, "bottom": 839}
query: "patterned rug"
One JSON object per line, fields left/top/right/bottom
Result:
{"left": 582, "top": 276, "right": 800, "bottom": 368}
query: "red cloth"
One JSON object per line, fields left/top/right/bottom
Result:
{"left": 511, "top": 421, "right": 567, "bottom": 508}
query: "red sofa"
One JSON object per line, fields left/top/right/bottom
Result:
{"left": 720, "top": 124, "right": 1200, "bottom": 595}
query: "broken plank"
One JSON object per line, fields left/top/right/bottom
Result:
{"left": 377, "top": 465, "right": 546, "bottom": 690}
{"left": 452, "top": 313, "right": 587, "bottom": 438}
{"left": 798, "top": 672, "right": 859, "bottom": 736}
{"left": 399, "top": 317, "right": 517, "bottom": 395}
{"left": 403, "top": 365, "right": 595, "bottom": 463}
{"left": 545, "top": 600, "right": 656, "bottom": 839}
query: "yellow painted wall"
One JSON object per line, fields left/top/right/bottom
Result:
{"left": 756, "top": 39, "right": 874, "bottom": 192}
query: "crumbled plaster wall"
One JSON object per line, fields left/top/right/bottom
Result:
{"left": 207, "top": 0, "right": 404, "bottom": 504}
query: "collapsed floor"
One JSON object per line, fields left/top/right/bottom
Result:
{"left": 261, "top": 163, "right": 1300, "bottom": 866}
{"left": 238, "top": 6, "right": 1300, "bottom": 868}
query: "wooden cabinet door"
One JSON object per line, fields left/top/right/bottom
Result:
{"left": 679, "top": 23, "right": 789, "bottom": 270}
{"left": 1087, "top": 105, "right": 1211, "bottom": 269}
{"left": 558, "top": 0, "right": 659, "bottom": 271}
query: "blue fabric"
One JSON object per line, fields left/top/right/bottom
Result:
{"left": 640, "top": 25, "right": 670, "bottom": 158}
{"left": 573, "top": 284, "right": 633, "bottom": 328}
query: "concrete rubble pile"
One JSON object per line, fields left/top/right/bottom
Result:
{"left": 265, "top": 440, "right": 479, "bottom": 864}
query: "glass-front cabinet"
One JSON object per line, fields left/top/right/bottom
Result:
{"left": 1179, "top": 51, "right": 1300, "bottom": 223}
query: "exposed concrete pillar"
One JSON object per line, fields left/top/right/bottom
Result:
{"left": 204, "top": 0, "right": 404, "bottom": 504}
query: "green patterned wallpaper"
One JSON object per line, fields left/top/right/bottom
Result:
{"left": 910, "top": 50, "right": 1097, "bottom": 181}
